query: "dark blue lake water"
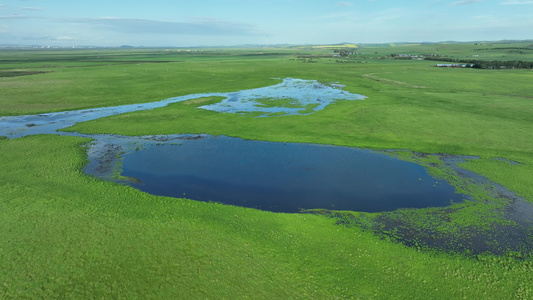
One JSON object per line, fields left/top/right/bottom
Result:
{"left": 120, "top": 136, "right": 464, "bottom": 213}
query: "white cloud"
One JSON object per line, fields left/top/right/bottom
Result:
{"left": 501, "top": 0, "right": 533, "bottom": 4}
{"left": 65, "top": 17, "right": 261, "bottom": 37}
{"left": 22, "top": 7, "right": 44, "bottom": 11}
{"left": 0, "top": 14, "right": 30, "bottom": 19}
{"left": 450, "top": 0, "right": 483, "bottom": 5}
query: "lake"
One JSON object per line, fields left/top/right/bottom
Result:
{"left": 118, "top": 135, "right": 464, "bottom": 213}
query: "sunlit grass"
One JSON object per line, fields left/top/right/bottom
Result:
{"left": 1, "top": 135, "right": 532, "bottom": 299}
{"left": 1, "top": 44, "right": 533, "bottom": 298}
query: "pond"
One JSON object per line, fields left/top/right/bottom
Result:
{"left": 106, "top": 135, "right": 464, "bottom": 213}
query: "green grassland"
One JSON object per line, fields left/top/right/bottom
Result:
{"left": 1, "top": 42, "right": 533, "bottom": 298}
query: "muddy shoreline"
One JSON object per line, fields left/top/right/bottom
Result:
{"left": 313, "top": 151, "right": 533, "bottom": 256}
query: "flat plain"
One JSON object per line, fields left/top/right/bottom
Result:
{"left": 1, "top": 42, "right": 533, "bottom": 299}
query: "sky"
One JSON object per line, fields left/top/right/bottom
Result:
{"left": 0, "top": 0, "right": 532, "bottom": 47}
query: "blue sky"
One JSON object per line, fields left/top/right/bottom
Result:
{"left": 1, "top": 0, "right": 531, "bottom": 46}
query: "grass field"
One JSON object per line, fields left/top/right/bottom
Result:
{"left": 1, "top": 42, "right": 533, "bottom": 298}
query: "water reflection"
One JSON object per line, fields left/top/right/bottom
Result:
{"left": 114, "top": 135, "right": 464, "bottom": 213}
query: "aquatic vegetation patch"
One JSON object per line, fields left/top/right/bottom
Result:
{"left": 181, "top": 96, "right": 226, "bottom": 107}
{"left": 254, "top": 97, "right": 303, "bottom": 108}
{"left": 308, "top": 151, "right": 533, "bottom": 256}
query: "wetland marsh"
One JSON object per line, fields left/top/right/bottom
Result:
{"left": 1, "top": 77, "right": 466, "bottom": 214}
{"left": 1, "top": 44, "right": 533, "bottom": 299}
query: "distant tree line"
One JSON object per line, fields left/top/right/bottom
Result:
{"left": 424, "top": 56, "right": 533, "bottom": 69}
{"left": 335, "top": 59, "right": 361, "bottom": 63}
{"left": 473, "top": 46, "right": 533, "bottom": 55}
{"left": 293, "top": 56, "right": 323, "bottom": 63}
{"left": 474, "top": 45, "right": 533, "bottom": 51}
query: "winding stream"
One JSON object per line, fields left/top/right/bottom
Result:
{"left": 0, "top": 78, "right": 365, "bottom": 139}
